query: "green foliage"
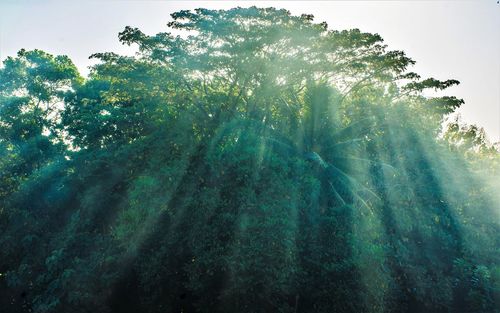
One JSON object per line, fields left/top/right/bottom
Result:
{"left": 0, "top": 6, "right": 498, "bottom": 313}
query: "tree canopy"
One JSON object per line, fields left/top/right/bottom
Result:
{"left": 0, "top": 7, "right": 499, "bottom": 313}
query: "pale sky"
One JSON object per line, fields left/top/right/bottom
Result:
{"left": 1, "top": 0, "right": 499, "bottom": 142}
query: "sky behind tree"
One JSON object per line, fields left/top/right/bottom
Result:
{"left": 1, "top": 0, "right": 498, "bottom": 141}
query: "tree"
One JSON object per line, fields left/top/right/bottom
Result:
{"left": 0, "top": 7, "right": 498, "bottom": 313}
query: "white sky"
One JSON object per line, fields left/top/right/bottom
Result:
{"left": 1, "top": 0, "right": 499, "bottom": 142}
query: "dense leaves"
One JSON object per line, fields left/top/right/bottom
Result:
{"left": 0, "top": 7, "right": 499, "bottom": 313}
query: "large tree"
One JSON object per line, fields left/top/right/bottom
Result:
{"left": 0, "top": 7, "right": 498, "bottom": 313}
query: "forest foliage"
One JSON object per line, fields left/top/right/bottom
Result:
{"left": 0, "top": 7, "right": 499, "bottom": 313}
